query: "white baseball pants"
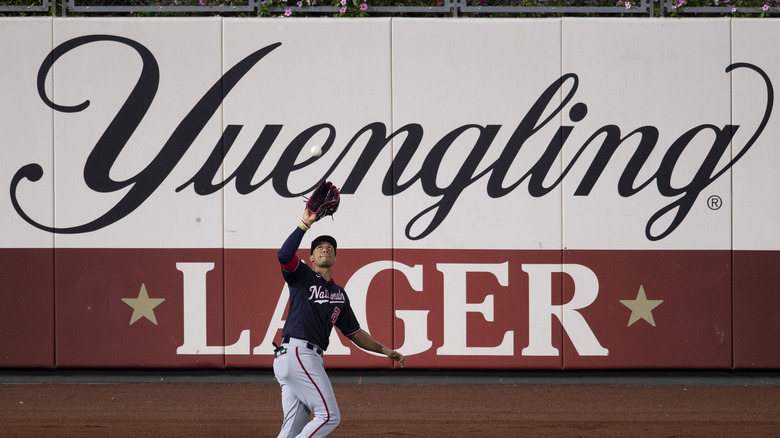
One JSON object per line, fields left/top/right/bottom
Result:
{"left": 273, "top": 337, "right": 341, "bottom": 438}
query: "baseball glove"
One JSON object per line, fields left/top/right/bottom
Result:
{"left": 306, "top": 180, "right": 340, "bottom": 221}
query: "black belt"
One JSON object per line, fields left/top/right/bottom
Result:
{"left": 280, "top": 336, "right": 324, "bottom": 356}
{"left": 272, "top": 342, "right": 287, "bottom": 358}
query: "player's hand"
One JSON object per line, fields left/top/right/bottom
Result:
{"left": 303, "top": 208, "right": 317, "bottom": 226}
{"left": 386, "top": 349, "right": 406, "bottom": 368}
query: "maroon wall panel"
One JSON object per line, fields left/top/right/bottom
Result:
{"left": 0, "top": 249, "right": 54, "bottom": 368}
{"left": 563, "top": 250, "right": 732, "bottom": 369}
{"left": 733, "top": 250, "right": 780, "bottom": 369}
{"left": 55, "top": 249, "right": 225, "bottom": 368}
{"left": 224, "top": 248, "right": 396, "bottom": 369}
{"left": 392, "top": 249, "right": 563, "bottom": 369}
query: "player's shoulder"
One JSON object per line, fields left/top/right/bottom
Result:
{"left": 281, "top": 258, "right": 314, "bottom": 282}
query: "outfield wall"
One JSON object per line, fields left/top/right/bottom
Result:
{"left": 1, "top": 17, "right": 779, "bottom": 369}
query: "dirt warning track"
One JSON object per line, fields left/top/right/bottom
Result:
{"left": 2, "top": 380, "right": 780, "bottom": 437}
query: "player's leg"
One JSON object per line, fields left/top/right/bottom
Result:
{"left": 277, "top": 384, "right": 311, "bottom": 437}
{"left": 291, "top": 347, "right": 341, "bottom": 437}
{"left": 274, "top": 352, "right": 311, "bottom": 437}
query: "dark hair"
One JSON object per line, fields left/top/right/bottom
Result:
{"left": 310, "top": 235, "right": 337, "bottom": 254}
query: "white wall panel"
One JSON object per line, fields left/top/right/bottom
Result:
{"left": 732, "top": 19, "right": 780, "bottom": 251}
{"left": 51, "top": 18, "right": 223, "bottom": 248}
{"left": 222, "top": 18, "right": 393, "bottom": 250}
{"left": 391, "top": 18, "right": 563, "bottom": 250}
{"left": 561, "top": 18, "right": 732, "bottom": 250}
{"left": 0, "top": 19, "right": 54, "bottom": 248}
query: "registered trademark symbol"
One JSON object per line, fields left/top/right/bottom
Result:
{"left": 707, "top": 195, "right": 722, "bottom": 210}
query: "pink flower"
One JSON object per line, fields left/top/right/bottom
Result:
{"left": 340, "top": 0, "right": 346, "bottom": 4}
{"left": 284, "top": 7, "right": 292, "bottom": 14}
{"left": 199, "top": 0, "right": 205, "bottom": 5}
{"left": 625, "top": 1, "right": 631, "bottom": 7}
{"left": 762, "top": 3, "right": 769, "bottom": 9}
{"left": 360, "top": 2, "right": 367, "bottom": 9}
{"left": 339, "top": 5, "right": 346, "bottom": 12}
{"left": 731, "top": 6, "right": 736, "bottom": 10}
{"left": 297, "top": 1, "right": 302, "bottom": 5}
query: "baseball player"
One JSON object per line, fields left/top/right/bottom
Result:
{"left": 273, "top": 206, "right": 406, "bottom": 437}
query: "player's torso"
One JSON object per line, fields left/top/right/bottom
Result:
{"left": 302, "top": 277, "right": 347, "bottom": 321}
{"left": 284, "top": 264, "right": 350, "bottom": 346}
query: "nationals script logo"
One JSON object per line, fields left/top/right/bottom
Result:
{"left": 8, "top": 35, "right": 775, "bottom": 241}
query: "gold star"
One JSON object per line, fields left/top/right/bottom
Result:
{"left": 620, "top": 285, "right": 663, "bottom": 327}
{"left": 122, "top": 284, "right": 165, "bottom": 325}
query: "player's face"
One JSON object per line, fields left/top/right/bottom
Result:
{"left": 310, "top": 243, "right": 336, "bottom": 267}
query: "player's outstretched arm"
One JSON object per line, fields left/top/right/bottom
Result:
{"left": 350, "top": 330, "right": 406, "bottom": 367}
{"left": 278, "top": 208, "right": 319, "bottom": 266}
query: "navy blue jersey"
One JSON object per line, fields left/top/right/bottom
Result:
{"left": 280, "top": 256, "right": 361, "bottom": 350}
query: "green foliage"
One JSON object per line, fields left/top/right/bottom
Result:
{"left": 667, "top": 0, "right": 778, "bottom": 16}
{"left": 258, "top": 0, "right": 368, "bottom": 17}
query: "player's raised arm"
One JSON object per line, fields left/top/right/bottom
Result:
{"left": 278, "top": 208, "right": 317, "bottom": 268}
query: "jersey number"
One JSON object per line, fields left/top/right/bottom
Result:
{"left": 330, "top": 307, "right": 340, "bottom": 324}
